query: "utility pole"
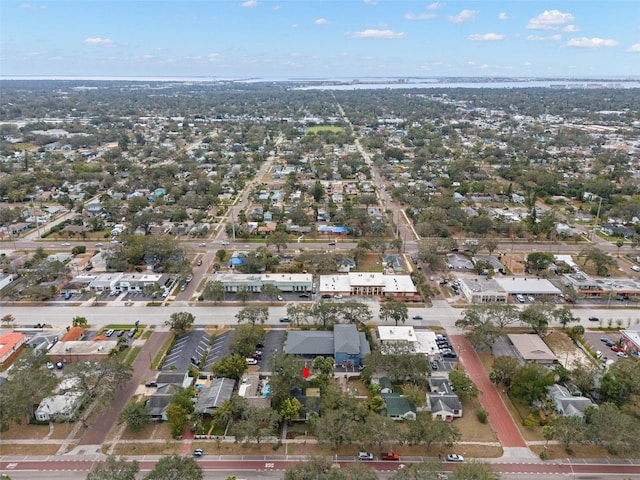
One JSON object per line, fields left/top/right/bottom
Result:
{"left": 591, "top": 196, "right": 603, "bottom": 242}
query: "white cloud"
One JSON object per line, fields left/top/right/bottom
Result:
{"left": 83, "top": 37, "right": 114, "bottom": 47}
{"left": 20, "top": 3, "right": 47, "bottom": 9}
{"left": 563, "top": 24, "right": 580, "bottom": 32}
{"left": 567, "top": 37, "right": 619, "bottom": 48}
{"left": 527, "top": 34, "right": 561, "bottom": 41}
{"left": 628, "top": 43, "right": 640, "bottom": 52}
{"left": 527, "top": 10, "right": 574, "bottom": 30}
{"left": 405, "top": 12, "right": 436, "bottom": 20}
{"left": 427, "top": 2, "right": 444, "bottom": 10}
{"left": 207, "top": 53, "right": 220, "bottom": 60}
{"left": 468, "top": 33, "right": 504, "bottom": 41}
{"left": 448, "top": 9, "right": 478, "bottom": 24}
{"left": 240, "top": 0, "right": 257, "bottom": 7}
{"left": 347, "top": 29, "right": 406, "bottom": 39}
{"left": 498, "top": 12, "right": 508, "bottom": 20}
{"left": 479, "top": 64, "right": 489, "bottom": 69}
{"left": 315, "top": 18, "right": 329, "bottom": 25}
{"left": 363, "top": 0, "right": 377, "bottom": 5}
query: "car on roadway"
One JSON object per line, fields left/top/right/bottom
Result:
{"left": 334, "top": 294, "right": 343, "bottom": 299}
{"left": 357, "top": 452, "right": 374, "bottom": 460}
{"left": 279, "top": 317, "right": 291, "bottom": 323}
{"left": 299, "top": 293, "right": 310, "bottom": 298}
{"left": 180, "top": 284, "right": 186, "bottom": 292}
{"left": 380, "top": 452, "right": 399, "bottom": 461}
{"left": 193, "top": 448, "right": 203, "bottom": 457}
{"left": 246, "top": 358, "right": 258, "bottom": 365}
{"left": 198, "top": 243, "right": 206, "bottom": 247}
{"left": 277, "top": 295, "right": 284, "bottom": 301}
{"left": 446, "top": 454, "right": 464, "bottom": 462}
{"left": 328, "top": 242, "right": 336, "bottom": 246}
{"left": 412, "top": 315, "right": 423, "bottom": 320}
{"left": 588, "top": 317, "right": 600, "bottom": 322}
{"left": 221, "top": 241, "right": 230, "bottom": 246}
{"left": 61, "top": 242, "right": 71, "bottom": 247}
{"left": 196, "top": 260, "right": 202, "bottom": 266}
{"left": 95, "top": 242, "right": 103, "bottom": 247}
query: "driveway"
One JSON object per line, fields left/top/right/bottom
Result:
{"left": 450, "top": 334, "right": 527, "bottom": 448}
{"left": 78, "top": 330, "right": 169, "bottom": 445}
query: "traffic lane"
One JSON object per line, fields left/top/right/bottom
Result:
{"left": 2, "top": 459, "right": 640, "bottom": 476}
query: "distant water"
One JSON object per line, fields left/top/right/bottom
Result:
{"left": 296, "top": 80, "right": 640, "bottom": 90}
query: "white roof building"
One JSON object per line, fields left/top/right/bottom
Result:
{"left": 378, "top": 326, "right": 418, "bottom": 353}
{"left": 35, "top": 392, "right": 84, "bottom": 421}
{"left": 494, "top": 277, "right": 562, "bottom": 296}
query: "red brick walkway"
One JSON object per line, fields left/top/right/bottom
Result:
{"left": 450, "top": 335, "right": 527, "bottom": 448}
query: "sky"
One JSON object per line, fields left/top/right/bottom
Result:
{"left": 1, "top": 0, "right": 639, "bottom": 79}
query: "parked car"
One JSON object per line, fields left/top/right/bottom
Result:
{"left": 145, "top": 381, "right": 158, "bottom": 388}
{"left": 55, "top": 361, "right": 64, "bottom": 370}
{"left": 357, "top": 452, "right": 374, "bottom": 460}
{"left": 277, "top": 295, "right": 284, "bottom": 301}
{"left": 246, "top": 358, "right": 258, "bottom": 365}
{"left": 104, "top": 329, "right": 115, "bottom": 337}
{"left": 298, "top": 293, "right": 310, "bottom": 298}
{"left": 516, "top": 294, "right": 526, "bottom": 303}
{"left": 588, "top": 317, "right": 600, "bottom": 322}
{"left": 321, "top": 294, "right": 332, "bottom": 299}
{"left": 116, "top": 330, "right": 125, "bottom": 337}
{"left": 600, "top": 337, "right": 609, "bottom": 342}
{"left": 611, "top": 346, "right": 622, "bottom": 353}
{"left": 527, "top": 296, "right": 535, "bottom": 302}
{"left": 443, "top": 352, "right": 458, "bottom": 359}
{"left": 193, "top": 448, "right": 203, "bottom": 457}
{"left": 46, "top": 362, "right": 55, "bottom": 370}
{"left": 380, "top": 452, "right": 399, "bottom": 461}
{"left": 412, "top": 315, "right": 424, "bottom": 320}
{"left": 430, "top": 361, "right": 439, "bottom": 370}
{"left": 446, "top": 454, "right": 464, "bottom": 462}
{"left": 64, "top": 293, "right": 72, "bottom": 300}
{"left": 334, "top": 294, "right": 343, "bottom": 299}
{"left": 279, "top": 317, "right": 291, "bottom": 323}
{"left": 616, "top": 352, "right": 628, "bottom": 358}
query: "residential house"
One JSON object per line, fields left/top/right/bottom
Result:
{"left": 195, "top": 378, "right": 236, "bottom": 416}
{"left": 426, "top": 377, "right": 463, "bottom": 421}
{"left": 35, "top": 392, "right": 84, "bottom": 422}
{"left": 382, "top": 393, "right": 416, "bottom": 421}
{"left": 546, "top": 384, "right": 595, "bottom": 418}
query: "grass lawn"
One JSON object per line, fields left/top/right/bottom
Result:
{"left": 106, "top": 442, "right": 181, "bottom": 456}
{"left": 0, "top": 444, "right": 60, "bottom": 455}
{"left": 454, "top": 398, "right": 500, "bottom": 443}
{"left": 120, "top": 421, "right": 172, "bottom": 441}
{"left": 530, "top": 443, "right": 634, "bottom": 460}
{"left": 358, "top": 253, "right": 384, "bottom": 272}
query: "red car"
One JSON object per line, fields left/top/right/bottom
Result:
{"left": 611, "top": 346, "right": 622, "bottom": 352}
{"left": 380, "top": 452, "right": 399, "bottom": 461}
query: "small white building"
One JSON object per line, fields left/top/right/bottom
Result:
{"left": 35, "top": 392, "right": 84, "bottom": 421}
{"left": 378, "top": 326, "right": 418, "bottom": 353}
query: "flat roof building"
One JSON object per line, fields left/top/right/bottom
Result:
{"left": 508, "top": 334, "right": 557, "bottom": 365}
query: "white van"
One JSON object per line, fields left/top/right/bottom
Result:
{"left": 631, "top": 265, "right": 640, "bottom": 272}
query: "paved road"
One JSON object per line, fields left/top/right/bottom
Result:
{"left": 451, "top": 334, "right": 527, "bottom": 448}
{"left": 77, "top": 330, "right": 169, "bottom": 447}
{"left": 1, "top": 457, "right": 639, "bottom": 478}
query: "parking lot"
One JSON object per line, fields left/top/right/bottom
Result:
{"left": 162, "top": 330, "right": 211, "bottom": 371}
{"left": 203, "top": 330, "right": 231, "bottom": 370}
{"left": 583, "top": 331, "right": 625, "bottom": 365}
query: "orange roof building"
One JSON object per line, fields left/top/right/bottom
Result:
{"left": 0, "top": 332, "right": 28, "bottom": 367}
{"left": 61, "top": 327, "right": 85, "bottom": 342}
